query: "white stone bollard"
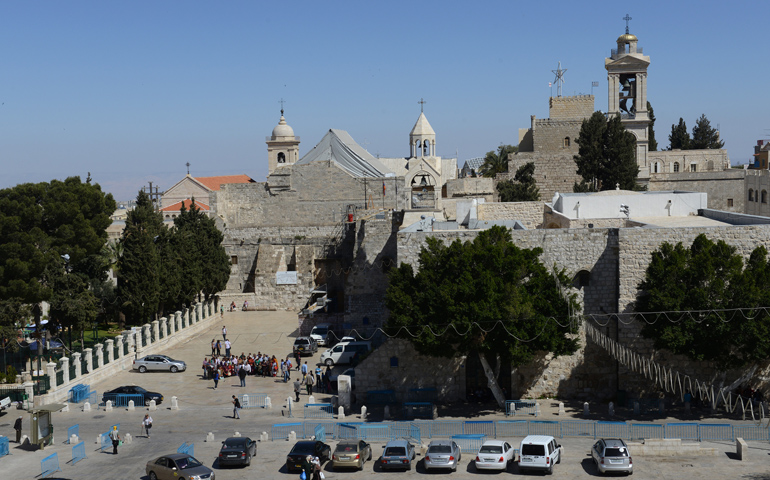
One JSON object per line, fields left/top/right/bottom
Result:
{"left": 83, "top": 401, "right": 91, "bottom": 412}
{"left": 234, "top": 431, "right": 241, "bottom": 437}
{"left": 633, "top": 401, "right": 640, "bottom": 416}
{"left": 62, "top": 403, "right": 70, "bottom": 412}
{"left": 124, "top": 433, "right": 132, "bottom": 444}
{"left": 535, "top": 402, "right": 541, "bottom": 416}
{"left": 206, "top": 432, "right": 215, "bottom": 442}
{"left": 361, "top": 406, "right": 368, "bottom": 420}
{"left": 583, "top": 402, "right": 589, "bottom": 416}
{"left": 608, "top": 402, "right": 615, "bottom": 416}
{"left": 308, "top": 396, "right": 315, "bottom": 404}
{"left": 286, "top": 397, "right": 293, "bottom": 415}
{"left": 95, "top": 435, "right": 101, "bottom": 444}
{"left": 558, "top": 402, "right": 565, "bottom": 416}
{"left": 128, "top": 400, "right": 135, "bottom": 411}
{"left": 288, "top": 431, "right": 297, "bottom": 442}
{"left": 105, "top": 400, "right": 113, "bottom": 412}
{"left": 149, "top": 400, "right": 157, "bottom": 411}
{"left": 171, "top": 396, "right": 179, "bottom": 410}
{"left": 260, "top": 431, "right": 269, "bottom": 442}
{"left": 384, "top": 405, "right": 391, "bottom": 420}
{"left": 265, "top": 397, "right": 272, "bottom": 409}
{"left": 70, "top": 434, "right": 79, "bottom": 444}
{"left": 338, "top": 406, "right": 345, "bottom": 419}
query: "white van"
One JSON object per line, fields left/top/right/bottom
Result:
{"left": 518, "top": 435, "right": 561, "bottom": 474}
{"left": 309, "top": 323, "right": 334, "bottom": 346}
{"left": 319, "top": 341, "right": 371, "bottom": 366}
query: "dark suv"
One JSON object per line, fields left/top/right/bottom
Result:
{"left": 292, "top": 336, "right": 318, "bottom": 356}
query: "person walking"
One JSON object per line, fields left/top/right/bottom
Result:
{"left": 232, "top": 395, "right": 241, "bottom": 419}
{"left": 294, "top": 351, "right": 301, "bottom": 371}
{"left": 222, "top": 325, "right": 227, "bottom": 341}
{"left": 315, "top": 366, "right": 323, "bottom": 393}
{"left": 238, "top": 365, "right": 247, "bottom": 387}
{"left": 213, "top": 369, "right": 220, "bottom": 389}
{"left": 142, "top": 414, "right": 153, "bottom": 438}
{"left": 210, "top": 339, "right": 216, "bottom": 356}
{"left": 225, "top": 339, "right": 232, "bottom": 358}
{"left": 215, "top": 340, "right": 221, "bottom": 356}
{"left": 13, "top": 416, "right": 22, "bottom": 443}
{"left": 293, "top": 379, "right": 302, "bottom": 403}
{"left": 301, "top": 361, "right": 308, "bottom": 376}
{"left": 286, "top": 357, "right": 292, "bottom": 380}
{"left": 305, "top": 372, "right": 315, "bottom": 396}
{"left": 109, "top": 426, "right": 120, "bottom": 454}
{"left": 220, "top": 304, "right": 224, "bottom": 318}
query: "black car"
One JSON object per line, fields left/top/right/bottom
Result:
{"left": 218, "top": 436, "right": 257, "bottom": 467}
{"left": 101, "top": 385, "right": 163, "bottom": 406}
{"left": 286, "top": 440, "right": 331, "bottom": 473}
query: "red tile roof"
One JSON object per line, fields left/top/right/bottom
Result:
{"left": 194, "top": 174, "right": 254, "bottom": 191}
{"left": 160, "top": 199, "right": 210, "bottom": 211}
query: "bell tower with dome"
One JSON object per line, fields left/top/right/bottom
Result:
{"left": 266, "top": 109, "right": 300, "bottom": 175}
{"left": 605, "top": 15, "right": 652, "bottom": 179}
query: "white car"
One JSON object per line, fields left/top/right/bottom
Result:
{"left": 518, "top": 435, "right": 561, "bottom": 474}
{"left": 475, "top": 440, "right": 515, "bottom": 471}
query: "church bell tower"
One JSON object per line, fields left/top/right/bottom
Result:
{"left": 266, "top": 108, "right": 300, "bottom": 175}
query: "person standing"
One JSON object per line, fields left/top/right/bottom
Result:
{"left": 301, "top": 361, "right": 308, "bottom": 376}
{"left": 225, "top": 339, "right": 231, "bottom": 358}
{"left": 294, "top": 351, "right": 301, "bottom": 371}
{"left": 232, "top": 395, "right": 241, "bottom": 419}
{"left": 286, "top": 358, "right": 292, "bottom": 380}
{"left": 210, "top": 339, "right": 216, "bottom": 356}
{"left": 213, "top": 369, "right": 220, "bottom": 389}
{"left": 215, "top": 340, "right": 221, "bottom": 356}
{"left": 293, "top": 379, "right": 301, "bottom": 402}
{"left": 315, "top": 366, "right": 323, "bottom": 393}
{"left": 109, "top": 426, "right": 120, "bottom": 454}
{"left": 238, "top": 365, "right": 247, "bottom": 387}
{"left": 305, "top": 372, "right": 315, "bottom": 396}
{"left": 220, "top": 304, "right": 224, "bottom": 318}
{"left": 142, "top": 414, "right": 153, "bottom": 438}
{"left": 13, "top": 416, "right": 22, "bottom": 443}
{"left": 222, "top": 325, "right": 227, "bottom": 341}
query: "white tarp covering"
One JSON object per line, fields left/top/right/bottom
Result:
{"left": 295, "top": 129, "right": 393, "bottom": 178}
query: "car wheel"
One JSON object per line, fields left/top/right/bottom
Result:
{"left": 556, "top": 453, "right": 560, "bottom": 464}
{"left": 368, "top": 450, "right": 372, "bottom": 461}
{"left": 170, "top": 365, "right": 178, "bottom": 373}
{"left": 139, "top": 366, "right": 147, "bottom": 373}
{"left": 548, "top": 464, "right": 553, "bottom": 475}
{"left": 246, "top": 455, "right": 251, "bottom": 466}
{"left": 325, "top": 358, "right": 334, "bottom": 366}
{"left": 149, "top": 472, "right": 158, "bottom": 480}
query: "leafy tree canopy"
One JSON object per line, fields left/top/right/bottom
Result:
{"left": 636, "top": 234, "right": 770, "bottom": 369}
{"left": 497, "top": 162, "right": 540, "bottom": 202}
{"left": 668, "top": 118, "right": 690, "bottom": 150}
{"left": 691, "top": 114, "right": 725, "bottom": 149}
{"left": 479, "top": 145, "right": 518, "bottom": 178}
{"left": 573, "top": 112, "right": 639, "bottom": 192}
{"left": 385, "top": 226, "right": 579, "bottom": 407}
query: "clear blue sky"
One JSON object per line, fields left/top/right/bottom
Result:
{"left": 2, "top": 1, "right": 767, "bottom": 201}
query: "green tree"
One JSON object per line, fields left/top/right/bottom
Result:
{"left": 691, "top": 114, "right": 725, "bottom": 149}
{"left": 479, "top": 145, "right": 518, "bottom": 178}
{"left": 573, "top": 112, "right": 639, "bottom": 191}
{"left": 496, "top": 162, "right": 540, "bottom": 202}
{"left": 48, "top": 268, "right": 98, "bottom": 351}
{"left": 647, "top": 101, "right": 658, "bottom": 152}
{"left": 636, "top": 234, "right": 770, "bottom": 369}
{"left": 385, "top": 226, "right": 579, "bottom": 408}
{"left": 668, "top": 118, "right": 691, "bottom": 150}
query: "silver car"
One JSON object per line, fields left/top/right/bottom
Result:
{"left": 133, "top": 354, "right": 187, "bottom": 373}
{"left": 146, "top": 453, "right": 214, "bottom": 480}
{"left": 424, "top": 439, "right": 461, "bottom": 471}
{"left": 591, "top": 438, "right": 633, "bottom": 475}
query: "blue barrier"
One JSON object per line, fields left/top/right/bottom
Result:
{"left": 496, "top": 420, "right": 528, "bottom": 438}
{"left": 561, "top": 420, "right": 594, "bottom": 437}
{"left": 666, "top": 422, "right": 699, "bottom": 440}
{"left": 71, "top": 441, "right": 87, "bottom": 465}
{"left": 67, "top": 424, "right": 79, "bottom": 443}
{"left": 304, "top": 403, "right": 334, "bottom": 418}
{"left": 110, "top": 394, "right": 145, "bottom": 407}
{"left": 505, "top": 400, "right": 539, "bottom": 416}
{"left": 595, "top": 421, "right": 628, "bottom": 439}
{"left": 423, "top": 420, "right": 463, "bottom": 437}
{"left": 271, "top": 422, "right": 303, "bottom": 441}
{"left": 304, "top": 421, "right": 338, "bottom": 440}
{"left": 464, "top": 420, "right": 495, "bottom": 437}
{"left": 88, "top": 391, "right": 98, "bottom": 407}
{"left": 314, "top": 424, "right": 326, "bottom": 442}
{"left": 630, "top": 423, "right": 665, "bottom": 440}
{"left": 0, "top": 437, "right": 9, "bottom": 458}
{"left": 699, "top": 423, "right": 733, "bottom": 441}
{"left": 452, "top": 434, "right": 486, "bottom": 452}
{"left": 100, "top": 424, "right": 121, "bottom": 452}
{"left": 177, "top": 442, "right": 194, "bottom": 457}
{"left": 360, "top": 424, "right": 390, "bottom": 441}
{"left": 237, "top": 393, "right": 268, "bottom": 408}
{"left": 734, "top": 425, "right": 769, "bottom": 442}
{"left": 338, "top": 423, "right": 359, "bottom": 439}
{"left": 68, "top": 384, "right": 90, "bottom": 403}
{"left": 403, "top": 402, "right": 434, "bottom": 419}
{"left": 391, "top": 422, "right": 421, "bottom": 443}
{"left": 528, "top": 420, "right": 560, "bottom": 437}
{"left": 40, "top": 453, "right": 62, "bottom": 478}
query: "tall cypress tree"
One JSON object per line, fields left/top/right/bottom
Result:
{"left": 691, "top": 114, "right": 725, "bottom": 149}
{"left": 668, "top": 118, "right": 691, "bottom": 150}
{"left": 574, "top": 112, "right": 639, "bottom": 191}
{"left": 647, "top": 101, "right": 658, "bottom": 152}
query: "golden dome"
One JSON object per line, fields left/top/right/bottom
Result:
{"left": 617, "top": 33, "right": 638, "bottom": 43}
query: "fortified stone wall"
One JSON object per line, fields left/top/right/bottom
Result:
{"left": 549, "top": 95, "right": 595, "bottom": 120}
{"left": 506, "top": 153, "right": 583, "bottom": 201}
{"left": 742, "top": 169, "right": 770, "bottom": 216}
{"left": 532, "top": 120, "right": 583, "bottom": 155}
{"left": 648, "top": 169, "right": 744, "bottom": 213}
{"left": 477, "top": 202, "right": 544, "bottom": 229}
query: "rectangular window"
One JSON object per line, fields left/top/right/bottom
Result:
{"left": 690, "top": 164, "right": 697, "bottom": 172}
{"left": 230, "top": 256, "right": 238, "bottom": 265}
{"left": 727, "top": 198, "right": 733, "bottom": 207}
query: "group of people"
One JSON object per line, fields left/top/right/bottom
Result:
{"left": 202, "top": 350, "right": 290, "bottom": 389}
{"left": 292, "top": 361, "right": 333, "bottom": 402}
{"left": 300, "top": 454, "right": 324, "bottom": 480}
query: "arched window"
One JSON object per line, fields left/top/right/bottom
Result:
{"left": 749, "top": 189, "right": 754, "bottom": 202}
{"left": 563, "top": 137, "right": 570, "bottom": 148}
{"left": 277, "top": 152, "right": 286, "bottom": 163}
{"left": 422, "top": 140, "right": 429, "bottom": 156}
{"left": 763, "top": 190, "right": 768, "bottom": 204}
{"left": 673, "top": 162, "right": 680, "bottom": 172}
{"left": 653, "top": 162, "right": 659, "bottom": 173}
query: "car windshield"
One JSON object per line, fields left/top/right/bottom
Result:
{"left": 176, "top": 456, "right": 202, "bottom": 469}
{"left": 295, "top": 339, "right": 309, "bottom": 345}
{"left": 313, "top": 327, "right": 328, "bottom": 335}
{"left": 604, "top": 447, "right": 628, "bottom": 457}
{"left": 384, "top": 447, "right": 406, "bottom": 456}
{"left": 224, "top": 439, "right": 246, "bottom": 448}
{"left": 479, "top": 445, "right": 503, "bottom": 454}
{"left": 428, "top": 445, "right": 452, "bottom": 454}
{"left": 133, "top": 386, "right": 147, "bottom": 393}
{"left": 290, "top": 443, "right": 314, "bottom": 455}
{"left": 521, "top": 444, "right": 545, "bottom": 456}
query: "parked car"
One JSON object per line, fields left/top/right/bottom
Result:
{"left": 286, "top": 440, "right": 331, "bottom": 473}
{"left": 292, "top": 336, "right": 318, "bottom": 356}
{"left": 133, "top": 354, "right": 187, "bottom": 373}
{"left": 218, "top": 436, "right": 257, "bottom": 467}
{"left": 319, "top": 341, "right": 371, "bottom": 366}
{"left": 102, "top": 385, "right": 163, "bottom": 406}
{"left": 380, "top": 439, "right": 416, "bottom": 471}
{"left": 0, "top": 396, "right": 11, "bottom": 412}
{"left": 146, "top": 453, "right": 215, "bottom": 480}
{"left": 591, "top": 438, "right": 633, "bottom": 475}
{"left": 518, "top": 435, "right": 561, "bottom": 474}
{"left": 475, "top": 440, "right": 515, "bottom": 471}
{"left": 332, "top": 440, "right": 372, "bottom": 470}
{"left": 424, "top": 439, "right": 461, "bottom": 471}
{"left": 309, "top": 324, "right": 334, "bottom": 346}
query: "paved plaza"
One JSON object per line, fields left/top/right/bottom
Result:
{"left": 1, "top": 310, "right": 768, "bottom": 479}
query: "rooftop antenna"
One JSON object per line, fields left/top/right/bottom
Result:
{"left": 279, "top": 98, "right": 285, "bottom": 115}
{"left": 186, "top": 162, "right": 190, "bottom": 175}
{"left": 623, "top": 14, "right": 632, "bottom": 34}
{"left": 418, "top": 98, "right": 426, "bottom": 113}
{"left": 552, "top": 62, "right": 567, "bottom": 97}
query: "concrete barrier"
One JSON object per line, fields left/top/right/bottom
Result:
{"left": 128, "top": 400, "right": 135, "bottom": 411}
{"left": 205, "top": 432, "right": 215, "bottom": 442}
{"left": 105, "top": 400, "right": 113, "bottom": 412}
{"left": 259, "top": 432, "right": 268, "bottom": 442}
{"left": 288, "top": 431, "right": 296, "bottom": 442}
{"left": 736, "top": 437, "right": 748, "bottom": 460}
{"left": 171, "top": 396, "right": 179, "bottom": 410}
{"left": 149, "top": 400, "right": 157, "bottom": 411}
{"left": 83, "top": 402, "right": 91, "bottom": 412}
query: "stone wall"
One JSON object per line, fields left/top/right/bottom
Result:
{"left": 477, "top": 202, "right": 544, "bottom": 229}
{"left": 744, "top": 169, "right": 770, "bottom": 216}
{"left": 647, "top": 149, "right": 731, "bottom": 176}
{"left": 648, "top": 169, "right": 745, "bottom": 213}
{"left": 506, "top": 153, "right": 583, "bottom": 202}
{"left": 549, "top": 95, "right": 595, "bottom": 120}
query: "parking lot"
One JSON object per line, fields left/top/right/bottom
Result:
{"left": 1, "top": 309, "right": 768, "bottom": 479}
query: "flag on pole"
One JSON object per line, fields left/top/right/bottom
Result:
{"left": 549, "top": 82, "right": 552, "bottom": 87}
{"left": 382, "top": 181, "right": 386, "bottom": 196}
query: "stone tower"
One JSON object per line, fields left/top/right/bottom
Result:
{"left": 266, "top": 110, "right": 300, "bottom": 175}
{"left": 605, "top": 27, "right": 651, "bottom": 179}
{"left": 409, "top": 112, "right": 436, "bottom": 158}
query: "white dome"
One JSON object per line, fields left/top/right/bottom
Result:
{"left": 272, "top": 115, "right": 295, "bottom": 137}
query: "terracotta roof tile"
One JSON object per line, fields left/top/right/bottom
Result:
{"left": 160, "top": 199, "right": 210, "bottom": 211}
{"left": 194, "top": 174, "right": 254, "bottom": 191}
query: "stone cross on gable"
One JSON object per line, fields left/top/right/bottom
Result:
{"left": 418, "top": 98, "right": 426, "bottom": 113}
{"left": 623, "top": 14, "right": 632, "bottom": 34}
